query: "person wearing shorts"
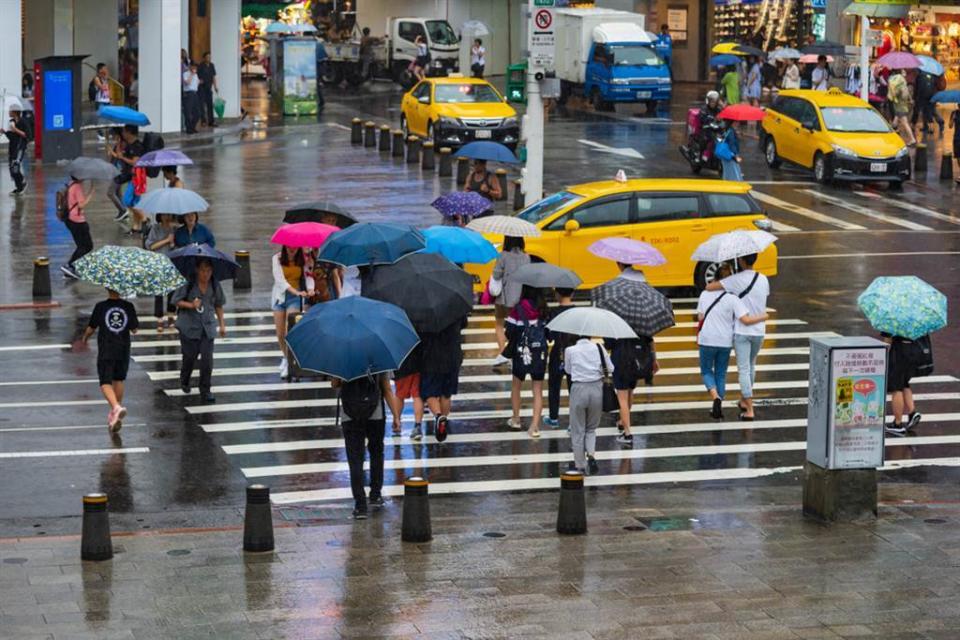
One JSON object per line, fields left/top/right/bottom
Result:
{"left": 419, "top": 317, "right": 466, "bottom": 442}
{"left": 605, "top": 336, "right": 656, "bottom": 447}
{"left": 82, "top": 290, "right": 139, "bottom": 434}
{"left": 393, "top": 343, "right": 424, "bottom": 440}
{"left": 884, "top": 334, "right": 924, "bottom": 436}
{"left": 505, "top": 288, "right": 546, "bottom": 438}
{"left": 271, "top": 247, "right": 313, "bottom": 379}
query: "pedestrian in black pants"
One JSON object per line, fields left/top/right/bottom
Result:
{"left": 197, "top": 51, "right": 218, "bottom": 127}
{"left": 182, "top": 62, "right": 201, "bottom": 134}
{"left": 172, "top": 259, "right": 226, "bottom": 403}
{"left": 545, "top": 288, "right": 576, "bottom": 427}
{"left": 3, "top": 108, "right": 28, "bottom": 195}
{"left": 60, "top": 176, "right": 95, "bottom": 278}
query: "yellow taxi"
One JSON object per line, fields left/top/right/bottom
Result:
{"left": 400, "top": 76, "right": 519, "bottom": 150}
{"left": 761, "top": 88, "right": 910, "bottom": 186}
{"left": 468, "top": 178, "right": 778, "bottom": 291}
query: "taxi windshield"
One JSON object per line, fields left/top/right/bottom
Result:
{"left": 517, "top": 191, "right": 583, "bottom": 224}
{"left": 435, "top": 83, "right": 502, "bottom": 103}
{"left": 820, "top": 107, "right": 891, "bottom": 133}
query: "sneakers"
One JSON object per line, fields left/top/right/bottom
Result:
{"left": 352, "top": 507, "right": 368, "bottom": 520}
{"left": 10, "top": 183, "right": 26, "bottom": 195}
{"left": 616, "top": 422, "right": 625, "bottom": 433}
{"left": 60, "top": 264, "right": 79, "bottom": 279}
{"left": 907, "top": 412, "right": 922, "bottom": 431}
{"left": 507, "top": 417, "right": 522, "bottom": 430}
{"left": 200, "top": 393, "right": 216, "bottom": 404}
{"left": 278, "top": 357, "right": 289, "bottom": 379}
{"left": 885, "top": 421, "right": 907, "bottom": 437}
{"left": 587, "top": 455, "right": 599, "bottom": 475}
{"left": 107, "top": 405, "right": 127, "bottom": 433}
{"left": 616, "top": 433, "right": 633, "bottom": 446}
{"left": 410, "top": 424, "right": 423, "bottom": 441}
{"left": 492, "top": 354, "right": 510, "bottom": 367}
{"left": 435, "top": 416, "right": 448, "bottom": 443}
{"left": 369, "top": 496, "right": 385, "bottom": 509}
{"left": 711, "top": 398, "right": 723, "bottom": 420}
{"left": 180, "top": 383, "right": 191, "bottom": 395}
{"left": 543, "top": 417, "right": 560, "bottom": 428}
{"left": 114, "top": 208, "right": 131, "bottom": 222}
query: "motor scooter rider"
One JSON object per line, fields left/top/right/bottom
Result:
{"left": 699, "top": 90, "right": 723, "bottom": 133}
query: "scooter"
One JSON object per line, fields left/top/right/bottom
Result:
{"left": 679, "top": 107, "right": 722, "bottom": 175}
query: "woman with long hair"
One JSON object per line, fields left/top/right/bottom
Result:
{"left": 271, "top": 245, "right": 314, "bottom": 379}
{"left": 490, "top": 235, "right": 531, "bottom": 367}
{"left": 505, "top": 285, "right": 548, "bottom": 438}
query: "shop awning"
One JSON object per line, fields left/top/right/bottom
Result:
{"left": 843, "top": 2, "right": 910, "bottom": 18}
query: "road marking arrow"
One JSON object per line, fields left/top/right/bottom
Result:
{"left": 577, "top": 139, "right": 645, "bottom": 159}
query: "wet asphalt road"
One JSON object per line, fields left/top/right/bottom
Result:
{"left": 0, "top": 81, "right": 959, "bottom": 536}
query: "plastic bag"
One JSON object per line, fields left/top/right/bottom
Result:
{"left": 213, "top": 96, "right": 225, "bottom": 119}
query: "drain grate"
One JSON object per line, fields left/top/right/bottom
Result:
{"left": 2, "top": 557, "right": 27, "bottom": 564}
{"left": 924, "top": 518, "right": 947, "bottom": 524}
{"left": 166, "top": 549, "right": 191, "bottom": 557}
{"left": 482, "top": 532, "right": 506, "bottom": 538}
{"left": 623, "top": 525, "right": 646, "bottom": 532}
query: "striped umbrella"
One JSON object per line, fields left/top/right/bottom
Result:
{"left": 591, "top": 277, "right": 675, "bottom": 337}
{"left": 467, "top": 215, "right": 540, "bottom": 237}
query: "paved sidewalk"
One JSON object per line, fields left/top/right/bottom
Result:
{"left": 2, "top": 484, "right": 960, "bottom": 640}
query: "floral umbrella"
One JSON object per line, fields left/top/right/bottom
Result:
{"left": 74, "top": 245, "right": 186, "bottom": 297}
{"left": 857, "top": 276, "right": 947, "bottom": 340}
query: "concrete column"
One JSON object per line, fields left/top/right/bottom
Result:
{"left": 0, "top": 0, "right": 22, "bottom": 99}
{"left": 181, "top": 0, "right": 190, "bottom": 57}
{"left": 53, "top": 0, "right": 75, "bottom": 55}
{"left": 139, "top": 0, "right": 183, "bottom": 133}
{"left": 211, "top": 0, "right": 241, "bottom": 118}
{"left": 74, "top": 0, "right": 119, "bottom": 88}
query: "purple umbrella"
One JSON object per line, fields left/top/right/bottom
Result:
{"left": 136, "top": 149, "right": 194, "bottom": 168}
{"left": 588, "top": 237, "right": 666, "bottom": 266}
{"left": 431, "top": 191, "right": 493, "bottom": 218}
{"left": 877, "top": 51, "right": 921, "bottom": 70}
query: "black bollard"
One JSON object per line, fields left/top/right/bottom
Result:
{"left": 556, "top": 471, "right": 587, "bottom": 535}
{"left": 406, "top": 136, "right": 421, "bottom": 164}
{"left": 378, "top": 125, "right": 391, "bottom": 152}
{"left": 914, "top": 143, "right": 927, "bottom": 175}
{"left": 233, "top": 250, "right": 251, "bottom": 290}
{"left": 512, "top": 179, "right": 524, "bottom": 211}
{"left": 456, "top": 156, "right": 470, "bottom": 186}
{"left": 438, "top": 147, "right": 453, "bottom": 177}
{"left": 350, "top": 118, "right": 362, "bottom": 145}
{"left": 392, "top": 129, "right": 405, "bottom": 157}
{"left": 363, "top": 121, "right": 376, "bottom": 147}
{"left": 941, "top": 151, "right": 953, "bottom": 181}
{"left": 81, "top": 493, "right": 113, "bottom": 561}
{"left": 401, "top": 476, "right": 432, "bottom": 542}
{"left": 421, "top": 141, "right": 435, "bottom": 170}
{"left": 495, "top": 168, "right": 508, "bottom": 201}
{"left": 32, "top": 257, "right": 51, "bottom": 299}
{"left": 243, "top": 484, "right": 275, "bottom": 552}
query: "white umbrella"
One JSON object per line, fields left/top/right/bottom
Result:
{"left": 467, "top": 215, "right": 541, "bottom": 238}
{"left": 461, "top": 20, "right": 490, "bottom": 37}
{"left": 137, "top": 188, "right": 209, "bottom": 215}
{"left": 65, "top": 157, "right": 120, "bottom": 181}
{"left": 546, "top": 307, "right": 638, "bottom": 340}
{"left": 691, "top": 230, "right": 778, "bottom": 263}
{"left": 770, "top": 47, "right": 802, "bottom": 60}
{"left": 0, "top": 94, "right": 32, "bottom": 114}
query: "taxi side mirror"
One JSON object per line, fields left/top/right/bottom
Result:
{"left": 418, "top": 95, "right": 430, "bottom": 104}
{"left": 564, "top": 219, "right": 580, "bottom": 233}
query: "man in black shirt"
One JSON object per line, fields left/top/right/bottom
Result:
{"left": 107, "top": 125, "right": 144, "bottom": 223}
{"left": 197, "top": 51, "right": 218, "bottom": 127}
{"left": 82, "top": 289, "right": 139, "bottom": 433}
{"left": 2, "top": 108, "right": 28, "bottom": 195}
{"left": 419, "top": 315, "right": 467, "bottom": 442}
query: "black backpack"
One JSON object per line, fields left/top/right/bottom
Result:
{"left": 906, "top": 335, "right": 934, "bottom": 377}
{"left": 19, "top": 111, "right": 34, "bottom": 142}
{"left": 339, "top": 375, "right": 381, "bottom": 423}
{"left": 141, "top": 132, "right": 165, "bottom": 178}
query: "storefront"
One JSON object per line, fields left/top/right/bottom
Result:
{"left": 907, "top": 5, "right": 960, "bottom": 81}
{"left": 713, "top": 0, "right": 813, "bottom": 50}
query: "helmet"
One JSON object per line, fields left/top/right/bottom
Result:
{"left": 706, "top": 90, "right": 720, "bottom": 104}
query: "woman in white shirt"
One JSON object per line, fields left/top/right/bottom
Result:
{"left": 782, "top": 59, "right": 801, "bottom": 90}
{"left": 471, "top": 39, "right": 486, "bottom": 78}
{"left": 271, "top": 246, "right": 315, "bottom": 378}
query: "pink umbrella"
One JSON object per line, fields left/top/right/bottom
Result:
{"left": 877, "top": 51, "right": 921, "bottom": 70}
{"left": 588, "top": 237, "right": 666, "bottom": 266}
{"left": 271, "top": 222, "right": 339, "bottom": 248}
{"left": 799, "top": 54, "right": 833, "bottom": 64}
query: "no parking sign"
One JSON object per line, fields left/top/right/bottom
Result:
{"left": 528, "top": 0, "right": 556, "bottom": 71}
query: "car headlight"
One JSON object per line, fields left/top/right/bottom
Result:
{"left": 753, "top": 218, "right": 773, "bottom": 231}
{"left": 831, "top": 144, "right": 857, "bottom": 159}
{"left": 658, "top": 77, "right": 672, "bottom": 85}
{"left": 611, "top": 78, "right": 630, "bottom": 85}
{"left": 439, "top": 116, "right": 460, "bottom": 127}
{"left": 895, "top": 146, "right": 909, "bottom": 159}
{"left": 502, "top": 117, "right": 518, "bottom": 128}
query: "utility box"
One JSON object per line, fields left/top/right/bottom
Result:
{"left": 268, "top": 37, "right": 319, "bottom": 116}
{"left": 33, "top": 55, "right": 87, "bottom": 162}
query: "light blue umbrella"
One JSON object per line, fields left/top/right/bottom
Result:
{"left": 931, "top": 90, "right": 960, "bottom": 104}
{"left": 456, "top": 141, "right": 520, "bottom": 164}
{"left": 137, "top": 188, "right": 209, "bottom": 215}
{"left": 97, "top": 105, "right": 150, "bottom": 127}
{"left": 710, "top": 54, "right": 740, "bottom": 68}
{"left": 422, "top": 226, "right": 497, "bottom": 264}
{"left": 857, "top": 276, "right": 947, "bottom": 340}
{"left": 917, "top": 55, "right": 944, "bottom": 76}
{"left": 265, "top": 22, "right": 317, "bottom": 34}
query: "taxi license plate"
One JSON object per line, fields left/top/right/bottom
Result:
{"left": 870, "top": 162, "right": 886, "bottom": 173}
{"left": 475, "top": 130, "right": 492, "bottom": 139}
{"left": 637, "top": 91, "right": 652, "bottom": 99}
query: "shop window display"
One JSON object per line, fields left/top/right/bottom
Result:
{"left": 714, "top": 0, "right": 813, "bottom": 50}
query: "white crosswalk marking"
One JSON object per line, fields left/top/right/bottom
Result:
{"left": 751, "top": 191, "right": 867, "bottom": 230}
{"left": 801, "top": 190, "right": 933, "bottom": 231}
{"left": 855, "top": 190, "right": 960, "bottom": 225}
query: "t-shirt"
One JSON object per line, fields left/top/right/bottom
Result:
{"left": 120, "top": 139, "right": 145, "bottom": 176}
{"left": 88, "top": 299, "right": 139, "bottom": 360}
{"left": 340, "top": 266, "right": 361, "bottom": 298}
{"left": 197, "top": 61, "right": 217, "bottom": 86}
{"left": 812, "top": 66, "right": 829, "bottom": 91}
{"left": 720, "top": 270, "right": 769, "bottom": 336}
{"left": 5, "top": 117, "right": 25, "bottom": 154}
{"left": 67, "top": 182, "right": 86, "bottom": 223}
{"left": 696, "top": 290, "right": 747, "bottom": 349}
{"left": 183, "top": 70, "right": 199, "bottom": 92}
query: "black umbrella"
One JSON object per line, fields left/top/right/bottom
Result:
{"left": 361, "top": 253, "right": 473, "bottom": 333}
{"left": 283, "top": 201, "right": 358, "bottom": 228}
{"left": 734, "top": 44, "right": 764, "bottom": 57}
{"left": 802, "top": 40, "right": 846, "bottom": 57}
{"left": 512, "top": 263, "right": 582, "bottom": 290}
{"left": 168, "top": 243, "right": 240, "bottom": 281}
{"left": 591, "top": 277, "right": 675, "bottom": 337}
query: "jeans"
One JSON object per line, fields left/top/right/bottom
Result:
{"left": 179, "top": 334, "right": 215, "bottom": 394}
{"left": 734, "top": 334, "right": 764, "bottom": 399}
{"left": 64, "top": 219, "right": 93, "bottom": 266}
{"left": 343, "top": 419, "right": 385, "bottom": 508}
{"left": 568, "top": 381, "right": 601, "bottom": 472}
{"left": 698, "top": 345, "right": 732, "bottom": 399}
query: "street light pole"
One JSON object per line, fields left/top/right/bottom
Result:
{"left": 523, "top": 71, "right": 544, "bottom": 204}
{"left": 860, "top": 15, "right": 870, "bottom": 103}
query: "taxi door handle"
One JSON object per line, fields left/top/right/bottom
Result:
{"left": 774, "top": 118, "right": 781, "bottom": 124}
{"left": 690, "top": 224, "right": 707, "bottom": 232}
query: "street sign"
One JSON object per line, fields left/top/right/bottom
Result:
{"left": 528, "top": 0, "right": 556, "bottom": 71}
{"left": 865, "top": 29, "right": 883, "bottom": 47}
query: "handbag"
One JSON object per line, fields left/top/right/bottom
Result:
{"left": 488, "top": 276, "right": 503, "bottom": 298}
{"left": 597, "top": 343, "right": 619, "bottom": 413}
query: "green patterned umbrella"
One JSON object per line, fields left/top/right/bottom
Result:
{"left": 74, "top": 245, "right": 186, "bottom": 297}
{"left": 857, "top": 276, "right": 947, "bottom": 340}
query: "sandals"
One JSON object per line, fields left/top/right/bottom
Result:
{"left": 528, "top": 428, "right": 541, "bottom": 439}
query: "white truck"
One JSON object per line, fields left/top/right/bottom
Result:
{"left": 553, "top": 8, "right": 672, "bottom": 113}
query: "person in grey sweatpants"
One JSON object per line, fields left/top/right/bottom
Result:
{"left": 564, "top": 337, "right": 614, "bottom": 475}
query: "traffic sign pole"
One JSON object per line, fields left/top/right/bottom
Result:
{"left": 523, "top": 0, "right": 555, "bottom": 205}
{"left": 860, "top": 16, "right": 869, "bottom": 103}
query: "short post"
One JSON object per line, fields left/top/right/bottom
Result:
{"left": 456, "top": 156, "right": 470, "bottom": 186}
{"left": 512, "top": 179, "right": 524, "bottom": 211}
{"left": 556, "top": 471, "right": 587, "bottom": 535}
{"left": 421, "top": 141, "right": 435, "bottom": 170}
{"left": 378, "top": 125, "right": 391, "bottom": 152}
{"left": 233, "top": 250, "right": 251, "bottom": 290}
{"left": 401, "top": 476, "right": 432, "bottom": 543}
{"left": 363, "top": 121, "right": 376, "bottom": 148}
{"left": 391, "top": 129, "right": 405, "bottom": 157}
{"left": 914, "top": 143, "right": 927, "bottom": 175}
{"left": 243, "top": 484, "right": 275, "bottom": 552}
{"left": 495, "top": 168, "right": 508, "bottom": 201}
{"left": 438, "top": 147, "right": 453, "bottom": 177}
{"left": 350, "top": 117, "right": 362, "bottom": 145}
{"left": 406, "top": 135, "right": 421, "bottom": 164}
{"left": 81, "top": 493, "right": 113, "bottom": 561}
{"left": 32, "top": 257, "right": 51, "bottom": 299}
{"left": 940, "top": 151, "right": 953, "bottom": 181}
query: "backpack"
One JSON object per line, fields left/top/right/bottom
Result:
{"left": 339, "top": 375, "right": 382, "bottom": 422}
{"left": 517, "top": 304, "right": 546, "bottom": 361}
{"left": 141, "top": 132, "right": 165, "bottom": 178}
{"left": 55, "top": 181, "right": 76, "bottom": 222}
{"left": 904, "top": 335, "right": 934, "bottom": 377}
{"left": 632, "top": 338, "right": 655, "bottom": 381}
{"left": 88, "top": 79, "right": 98, "bottom": 103}
{"left": 19, "top": 111, "right": 34, "bottom": 142}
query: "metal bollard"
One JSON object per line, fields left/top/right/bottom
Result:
{"left": 513, "top": 179, "right": 525, "bottom": 211}
{"left": 438, "top": 147, "right": 453, "bottom": 177}
{"left": 363, "top": 121, "right": 376, "bottom": 147}
{"left": 243, "top": 484, "right": 275, "bottom": 552}
{"left": 401, "top": 477, "right": 432, "bottom": 542}
{"left": 406, "top": 136, "right": 421, "bottom": 164}
{"left": 495, "top": 168, "right": 508, "bottom": 201}
{"left": 392, "top": 130, "right": 405, "bottom": 157}
{"left": 350, "top": 118, "right": 362, "bottom": 145}
{"left": 556, "top": 471, "right": 587, "bottom": 535}
{"left": 914, "top": 143, "right": 927, "bottom": 175}
{"left": 81, "top": 493, "right": 113, "bottom": 561}
{"left": 378, "top": 125, "right": 391, "bottom": 152}
{"left": 941, "top": 151, "right": 953, "bottom": 181}
{"left": 421, "top": 141, "right": 435, "bottom": 170}
{"left": 456, "top": 156, "right": 470, "bottom": 186}
{"left": 33, "top": 257, "right": 51, "bottom": 299}
{"left": 233, "top": 250, "right": 251, "bottom": 291}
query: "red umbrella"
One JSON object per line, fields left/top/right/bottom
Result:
{"left": 271, "top": 222, "right": 339, "bottom": 248}
{"left": 717, "top": 104, "right": 766, "bottom": 121}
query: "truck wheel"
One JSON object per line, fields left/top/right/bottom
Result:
{"left": 344, "top": 62, "right": 365, "bottom": 87}
{"left": 319, "top": 61, "right": 343, "bottom": 86}
{"left": 591, "top": 89, "right": 611, "bottom": 112}
{"left": 694, "top": 261, "right": 721, "bottom": 292}
{"left": 645, "top": 100, "right": 658, "bottom": 115}
{"left": 557, "top": 81, "right": 571, "bottom": 105}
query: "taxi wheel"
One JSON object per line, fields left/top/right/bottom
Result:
{"left": 764, "top": 137, "right": 781, "bottom": 169}
{"left": 426, "top": 122, "right": 441, "bottom": 148}
{"left": 814, "top": 152, "right": 834, "bottom": 184}
{"left": 694, "top": 261, "right": 721, "bottom": 292}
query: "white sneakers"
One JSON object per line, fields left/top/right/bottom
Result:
{"left": 492, "top": 354, "right": 510, "bottom": 367}
{"left": 279, "top": 357, "right": 288, "bottom": 379}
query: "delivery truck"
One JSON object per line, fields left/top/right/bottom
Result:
{"left": 553, "top": 8, "right": 672, "bottom": 113}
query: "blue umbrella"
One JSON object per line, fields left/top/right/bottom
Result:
{"left": 285, "top": 297, "right": 420, "bottom": 381}
{"left": 710, "top": 54, "right": 740, "bottom": 68}
{"left": 265, "top": 22, "right": 317, "bottom": 34}
{"left": 917, "top": 55, "right": 944, "bottom": 76}
{"left": 456, "top": 141, "right": 520, "bottom": 164}
{"left": 316, "top": 222, "right": 425, "bottom": 267}
{"left": 137, "top": 188, "right": 209, "bottom": 215}
{"left": 168, "top": 243, "right": 240, "bottom": 281}
{"left": 931, "top": 90, "right": 960, "bottom": 104}
{"left": 97, "top": 105, "right": 150, "bottom": 127}
{"left": 857, "top": 276, "right": 947, "bottom": 340}
{"left": 431, "top": 191, "right": 493, "bottom": 218}
{"left": 422, "top": 226, "right": 498, "bottom": 264}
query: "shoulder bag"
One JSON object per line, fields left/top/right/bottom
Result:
{"left": 697, "top": 292, "right": 727, "bottom": 334}
{"left": 597, "top": 343, "right": 619, "bottom": 413}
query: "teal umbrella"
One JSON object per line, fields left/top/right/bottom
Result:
{"left": 75, "top": 245, "right": 186, "bottom": 297}
{"left": 857, "top": 276, "right": 947, "bottom": 340}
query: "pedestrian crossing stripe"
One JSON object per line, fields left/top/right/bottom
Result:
{"left": 751, "top": 191, "right": 867, "bottom": 230}
{"left": 801, "top": 190, "right": 933, "bottom": 231}
{"left": 0, "top": 447, "right": 150, "bottom": 459}
{"left": 854, "top": 191, "right": 960, "bottom": 225}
